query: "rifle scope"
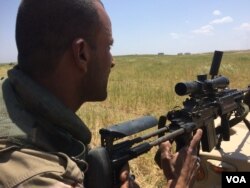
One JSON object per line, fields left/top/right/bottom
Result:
{"left": 175, "top": 76, "right": 229, "bottom": 96}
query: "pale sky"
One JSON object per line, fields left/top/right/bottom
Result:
{"left": 1, "top": 0, "right": 250, "bottom": 63}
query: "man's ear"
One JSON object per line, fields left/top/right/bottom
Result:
{"left": 72, "top": 38, "right": 90, "bottom": 72}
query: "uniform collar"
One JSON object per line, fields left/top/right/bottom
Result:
{"left": 7, "top": 67, "right": 91, "bottom": 145}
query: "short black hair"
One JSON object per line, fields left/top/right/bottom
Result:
{"left": 16, "top": 0, "right": 102, "bottom": 77}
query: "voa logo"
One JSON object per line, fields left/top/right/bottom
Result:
{"left": 226, "top": 176, "right": 247, "bottom": 183}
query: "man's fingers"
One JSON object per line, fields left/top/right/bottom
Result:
{"left": 187, "top": 129, "right": 203, "bottom": 155}
{"left": 160, "top": 141, "right": 173, "bottom": 159}
{"left": 160, "top": 141, "right": 176, "bottom": 179}
{"left": 119, "top": 163, "right": 130, "bottom": 182}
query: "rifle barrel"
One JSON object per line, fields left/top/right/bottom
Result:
{"left": 150, "top": 128, "right": 185, "bottom": 146}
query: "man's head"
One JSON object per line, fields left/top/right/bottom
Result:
{"left": 15, "top": 0, "right": 114, "bottom": 109}
{"left": 16, "top": 0, "right": 101, "bottom": 76}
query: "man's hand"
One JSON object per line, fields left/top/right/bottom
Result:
{"left": 119, "top": 163, "right": 140, "bottom": 188}
{"left": 159, "top": 129, "right": 203, "bottom": 188}
{"left": 119, "top": 129, "right": 202, "bottom": 188}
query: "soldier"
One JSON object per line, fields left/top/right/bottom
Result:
{"left": 0, "top": 0, "right": 202, "bottom": 187}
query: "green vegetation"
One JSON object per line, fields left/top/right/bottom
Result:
{"left": 1, "top": 51, "right": 250, "bottom": 187}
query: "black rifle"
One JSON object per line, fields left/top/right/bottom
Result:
{"left": 85, "top": 51, "right": 250, "bottom": 188}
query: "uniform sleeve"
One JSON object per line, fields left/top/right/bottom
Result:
{"left": 0, "top": 144, "right": 84, "bottom": 188}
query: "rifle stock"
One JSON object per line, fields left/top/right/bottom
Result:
{"left": 85, "top": 51, "right": 250, "bottom": 188}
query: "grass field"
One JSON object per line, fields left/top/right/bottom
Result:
{"left": 1, "top": 51, "right": 250, "bottom": 187}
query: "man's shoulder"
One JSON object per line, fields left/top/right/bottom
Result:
{"left": 0, "top": 142, "right": 84, "bottom": 188}
{"left": 0, "top": 78, "right": 86, "bottom": 187}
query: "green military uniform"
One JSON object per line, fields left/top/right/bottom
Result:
{"left": 0, "top": 67, "right": 92, "bottom": 188}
